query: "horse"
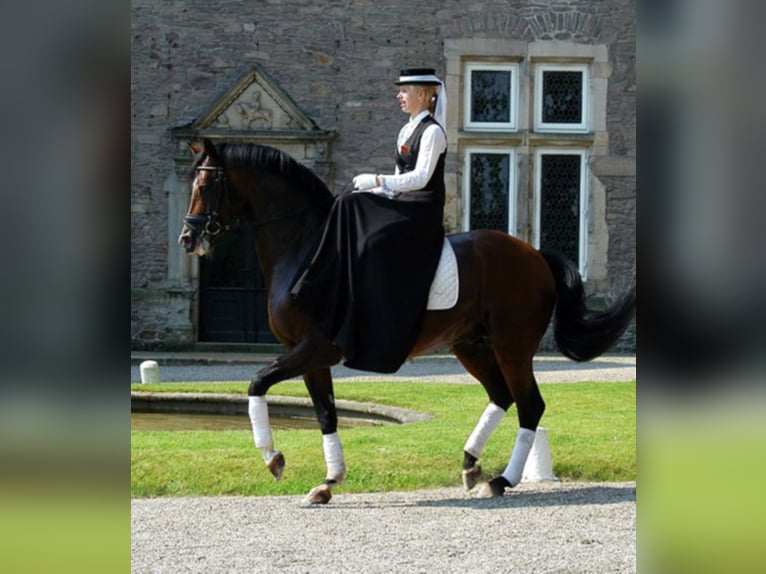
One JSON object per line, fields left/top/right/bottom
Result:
{"left": 179, "top": 138, "right": 636, "bottom": 504}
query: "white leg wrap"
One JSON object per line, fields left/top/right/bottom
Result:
{"left": 464, "top": 402, "right": 506, "bottom": 458}
{"left": 322, "top": 432, "right": 346, "bottom": 482}
{"left": 501, "top": 427, "right": 536, "bottom": 487}
{"left": 248, "top": 396, "right": 275, "bottom": 462}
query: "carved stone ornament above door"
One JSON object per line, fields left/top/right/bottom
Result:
{"left": 171, "top": 63, "right": 336, "bottom": 184}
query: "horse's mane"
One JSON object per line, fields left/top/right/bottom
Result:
{"left": 192, "top": 142, "right": 333, "bottom": 202}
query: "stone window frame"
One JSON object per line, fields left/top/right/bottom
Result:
{"left": 444, "top": 39, "right": 609, "bottom": 281}
{"left": 463, "top": 61, "right": 520, "bottom": 132}
{"left": 461, "top": 145, "right": 518, "bottom": 234}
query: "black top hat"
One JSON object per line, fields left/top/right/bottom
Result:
{"left": 395, "top": 68, "right": 441, "bottom": 85}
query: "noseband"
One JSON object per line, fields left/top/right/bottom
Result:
{"left": 184, "top": 165, "right": 231, "bottom": 238}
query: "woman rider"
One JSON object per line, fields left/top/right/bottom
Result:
{"left": 291, "top": 68, "right": 448, "bottom": 373}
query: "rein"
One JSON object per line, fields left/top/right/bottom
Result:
{"left": 246, "top": 182, "right": 351, "bottom": 228}
{"left": 246, "top": 196, "right": 335, "bottom": 228}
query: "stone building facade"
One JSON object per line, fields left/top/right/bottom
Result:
{"left": 131, "top": 0, "right": 635, "bottom": 352}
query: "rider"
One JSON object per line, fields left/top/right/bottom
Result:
{"left": 291, "top": 68, "right": 448, "bottom": 373}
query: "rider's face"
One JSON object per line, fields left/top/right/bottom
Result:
{"left": 396, "top": 85, "right": 426, "bottom": 117}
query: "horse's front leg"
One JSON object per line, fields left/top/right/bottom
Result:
{"left": 302, "top": 368, "right": 346, "bottom": 505}
{"left": 247, "top": 339, "right": 341, "bottom": 481}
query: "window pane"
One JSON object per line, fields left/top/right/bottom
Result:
{"left": 471, "top": 70, "right": 511, "bottom": 123}
{"left": 541, "top": 71, "right": 583, "bottom": 124}
{"left": 469, "top": 153, "right": 509, "bottom": 231}
{"left": 540, "top": 154, "right": 580, "bottom": 263}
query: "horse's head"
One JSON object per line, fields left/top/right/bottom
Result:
{"left": 179, "top": 139, "right": 234, "bottom": 256}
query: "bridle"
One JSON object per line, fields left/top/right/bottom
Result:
{"left": 183, "top": 165, "right": 231, "bottom": 238}
{"left": 183, "top": 163, "right": 346, "bottom": 240}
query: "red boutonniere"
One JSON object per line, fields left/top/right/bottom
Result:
{"left": 400, "top": 144, "right": 409, "bottom": 153}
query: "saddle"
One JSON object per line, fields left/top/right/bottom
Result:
{"left": 426, "top": 238, "right": 459, "bottom": 310}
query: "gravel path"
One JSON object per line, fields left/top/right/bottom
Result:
{"left": 132, "top": 482, "right": 636, "bottom": 574}
{"left": 132, "top": 481, "right": 636, "bottom": 573}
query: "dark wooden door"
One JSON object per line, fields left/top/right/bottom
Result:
{"left": 198, "top": 226, "right": 277, "bottom": 343}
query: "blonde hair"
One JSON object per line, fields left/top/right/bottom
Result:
{"left": 415, "top": 84, "right": 439, "bottom": 115}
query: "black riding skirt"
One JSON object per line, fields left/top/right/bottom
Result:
{"left": 290, "top": 190, "right": 444, "bottom": 373}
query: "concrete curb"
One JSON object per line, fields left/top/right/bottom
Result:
{"left": 131, "top": 391, "right": 433, "bottom": 426}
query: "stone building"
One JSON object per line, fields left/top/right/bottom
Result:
{"left": 131, "top": 0, "right": 635, "bottom": 352}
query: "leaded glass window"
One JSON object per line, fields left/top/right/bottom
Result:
{"left": 463, "top": 149, "right": 515, "bottom": 233}
{"left": 535, "top": 64, "right": 589, "bottom": 132}
{"left": 535, "top": 150, "right": 588, "bottom": 275}
{"left": 542, "top": 71, "right": 582, "bottom": 123}
{"left": 471, "top": 71, "right": 510, "bottom": 122}
{"left": 464, "top": 62, "right": 518, "bottom": 131}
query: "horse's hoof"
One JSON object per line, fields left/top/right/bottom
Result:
{"left": 266, "top": 451, "right": 285, "bottom": 481}
{"left": 489, "top": 476, "right": 511, "bottom": 497}
{"left": 477, "top": 477, "right": 510, "bottom": 498}
{"left": 476, "top": 481, "right": 493, "bottom": 498}
{"left": 462, "top": 465, "right": 483, "bottom": 491}
{"left": 304, "top": 483, "right": 332, "bottom": 505}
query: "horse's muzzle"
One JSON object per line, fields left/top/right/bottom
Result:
{"left": 178, "top": 225, "right": 197, "bottom": 253}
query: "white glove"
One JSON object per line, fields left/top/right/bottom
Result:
{"left": 353, "top": 173, "right": 378, "bottom": 190}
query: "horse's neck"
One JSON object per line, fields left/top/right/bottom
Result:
{"left": 248, "top": 196, "right": 328, "bottom": 293}
{"left": 230, "top": 166, "right": 330, "bottom": 293}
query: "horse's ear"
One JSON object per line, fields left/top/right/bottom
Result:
{"left": 187, "top": 142, "right": 202, "bottom": 156}
{"left": 203, "top": 138, "right": 219, "bottom": 163}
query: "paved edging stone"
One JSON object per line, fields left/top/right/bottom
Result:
{"left": 131, "top": 391, "right": 433, "bottom": 425}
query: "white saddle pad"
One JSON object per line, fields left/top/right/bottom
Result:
{"left": 426, "top": 238, "right": 459, "bottom": 310}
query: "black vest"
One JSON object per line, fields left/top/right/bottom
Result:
{"left": 395, "top": 116, "right": 446, "bottom": 204}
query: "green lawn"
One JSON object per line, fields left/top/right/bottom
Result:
{"left": 131, "top": 380, "right": 635, "bottom": 497}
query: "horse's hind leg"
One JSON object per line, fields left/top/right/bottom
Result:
{"left": 452, "top": 341, "right": 513, "bottom": 490}
{"left": 302, "top": 367, "right": 346, "bottom": 505}
{"left": 484, "top": 347, "right": 545, "bottom": 497}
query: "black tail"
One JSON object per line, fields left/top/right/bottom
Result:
{"left": 541, "top": 249, "right": 636, "bottom": 362}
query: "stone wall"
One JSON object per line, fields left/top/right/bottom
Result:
{"left": 131, "top": 0, "right": 635, "bottom": 351}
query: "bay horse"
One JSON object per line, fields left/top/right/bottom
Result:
{"left": 179, "top": 139, "right": 636, "bottom": 504}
